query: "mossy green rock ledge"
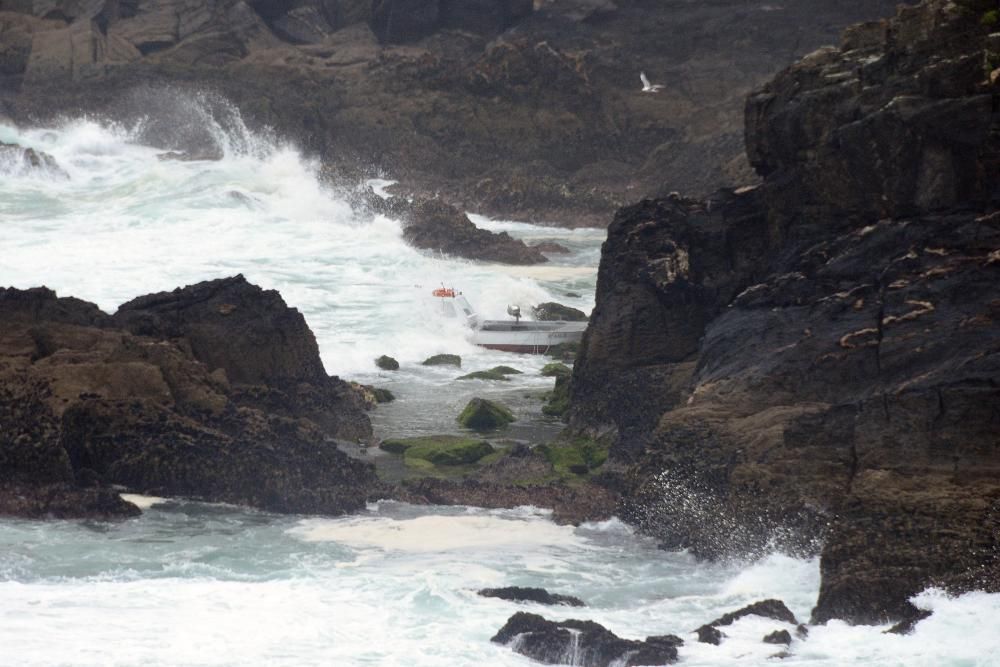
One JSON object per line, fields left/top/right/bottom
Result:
{"left": 540, "top": 362, "right": 571, "bottom": 378}
{"left": 422, "top": 354, "right": 462, "bottom": 367}
{"left": 457, "top": 366, "right": 522, "bottom": 381}
{"left": 379, "top": 435, "right": 494, "bottom": 465}
{"left": 457, "top": 398, "right": 516, "bottom": 431}
{"left": 376, "top": 355, "right": 399, "bottom": 370}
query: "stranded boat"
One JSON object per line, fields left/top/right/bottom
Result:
{"left": 433, "top": 287, "right": 586, "bottom": 354}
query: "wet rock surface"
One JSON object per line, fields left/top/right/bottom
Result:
{"left": 533, "top": 302, "right": 588, "bottom": 322}
{"left": 400, "top": 197, "right": 547, "bottom": 264}
{"left": 478, "top": 586, "right": 585, "bottom": 607}
{"left": 0, "top": 279, "right": 380, "bottom": 519}
{"left": 569, "top": 0, "right": 1000, "bottom": 624}
{"left": 491, "top": 612, "right": 682, "bottom": 666}
{"left": 0, "top": 0, "right": 900, "bottom": 224}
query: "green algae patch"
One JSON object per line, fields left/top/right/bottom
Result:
{"left": 457, "top": 369, "right": 510, "bottom": 381}
{"left": 457, "top": 366, "right": 522, "bottom": 381}
{"left": 382, "top": 435, "right": 495, "bottom": 466}
{"left": 540, "top": 362, "right": 571, "bottom": 378}
{"left": 542, "top": 376, "right": 570, "bottom": 417}
{"left": 422, "top": 354, "right": 462, "bottom": 367}
{"left": 536, "top": 438, "right": 609, "bottom": 476}
{"left": 457, "top": 398, "right": 516, "bottom": 431}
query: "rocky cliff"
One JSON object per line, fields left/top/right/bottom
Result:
{"left": 0, "top": 276, "right": 379, "bottom": 518}
{"left": 570, "top": 0, "right": 1000, "bottom": 624}
{"left": 0, "top": 0, "right": 901, "bottom": 224}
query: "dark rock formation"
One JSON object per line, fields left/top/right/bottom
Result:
{"left": 400, "top": 197, "right": 546, "bottom": 265}
{"left": 456, "top": 397, "right": 515, "bottom": 430}
{"left": 533, "top": 302, "right": 587, "bottom": 322}
{"left": 0, "top": 0, "right": 902, "bottom": 224}
{"left": 763, "top": 630, "right": 792, "bottom": 646}
{"left": 421, "top": 353, "right": 460, "bottom": 366}
{"left": 491, "top": 612, "right": 682, "bottom": 666}
{"left": 885, "top": 608, "right": 932, "bottom": 635}
{"left": 695, "top": 625, "right": 722, "bottom": 645}
{"left": 0, "top": 279, "right": 379, "bottom": 518}
{"left": 375, "top": 355, "right": 399, "bottom": 370}
{"left": 478, "top": 586, "right": 585, "bottom": 607}
{"left": 114, "top": 275, "right": 372, "bottom": 440}
{"left": 693, "top": 599, "right": 798, "bottom": 644}
{"left": 705, "top": 600, "right": 799, "bottom": 628}
{"left": 569, "top": 0, "right": 1000, "bottom": 624}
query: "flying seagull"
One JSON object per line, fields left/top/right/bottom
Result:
{"left": 640, "top": 71, "right": 664, "bottom": 93}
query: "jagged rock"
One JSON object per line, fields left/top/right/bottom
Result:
{"left": 763, "top": 630, "right": 792, "bottom": 645}
{"left": 0, "top": 280, "right": 379, "bottom": 518}
{"left": 491, "top": 612, "right": 682, "bottom": 666}
{"left": 569, "top": 0, "right": 1000, "bottom": 625}
{"left": 457, "top": 397, "right": 514, "bottom": 430}
{"left": 401, "top": 197, "right": 547, "bottom": 265}
{"left": 885, "top": 608, "right": 932, "bottom": 635}
{"left": 533, "top": 302, "right": 587, "bottom": 322}
{"left": 422, "top": 353, "right": 461, "bottom": 367}
{"left": 375, "top": 355, "right": 399, "bottom": 370}
{"left": 706, "top": 600, "right": 799, "bottom": 628}
{"left": 478, "top": 586, "right": 585, "bottom": 607}
{"left": 695, "top": 625, "right": 722, "bottom": 645}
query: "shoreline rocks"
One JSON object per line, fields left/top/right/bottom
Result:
{"left": 0, "top": 277, "right": 380, "bottom": 519}
{"left": 491, "top": 612, "right": 683, "bottom": 666}
{"left": 478, "top": 586, "right": 585, "bottom": 607}
{"left": 568, "top": 0, "right": 1000, "bottom": 625}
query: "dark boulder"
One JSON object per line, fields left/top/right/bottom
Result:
{"left": 695, "top": 625, "right": 722, "bottom": 645}
{"left": 401, "top": 197, "right": 547, "bottom": 265}
{"left": 763, "top": 630, "right": 792, "bottom": 645}
{"left": 375, "top": 355, "right": 400, "bottom": 370}
{"left": 491, "top": 612, "right": 682, "bottom": 666}
{"left": 478, "top": 586, "right": 585, "bottom": 607}
{"left": 114, "top": 274, "right": 326, "bottom": 386}
{"left": 706, "top": 600, "right": 799, "bottom": 628}
{"left": 533, "top": 302, "right": 587, "bottom": 322}
{"left": 457, "top": 397, "right": 515, "bottom": 430}
{"left": 422, "top": 353, "right": 461, "bottom": 367}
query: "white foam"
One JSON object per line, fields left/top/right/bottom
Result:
{"left": 289, "top": 513, "right": 586, "bottom": 553}
{"left": 119, "top": 494, "right": 169, "bottom": 510}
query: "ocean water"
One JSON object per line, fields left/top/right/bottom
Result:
{"left": 1, "top": 104, "right": 997, "bottom": 666}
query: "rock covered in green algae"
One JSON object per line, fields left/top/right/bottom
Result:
{"left": 379, "top": 435, "right": 494, "bottom": 466}
{"left": 375, "top": 355, "right": 399, "bottom": 370}
{"left": 540, "top": 362, "right": 571, "bottom": 378}
{"left": 422, "top": 354, "right": 462, "bottom": 367}
{"left": 457, "top": 366, "right": 522, "bottom": 381}
{"left": 457, "top": 398, "right": 516, "bottom": 430}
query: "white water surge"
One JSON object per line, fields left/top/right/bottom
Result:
{"left": 0, "top": 110, "right": 603, "bottom": 438}
{"left": 1, "top": 104, "right": 997, "bottom": 666}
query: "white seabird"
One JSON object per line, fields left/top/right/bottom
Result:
{"left": 640, "top": 71, "right": 664, "bottom": 93}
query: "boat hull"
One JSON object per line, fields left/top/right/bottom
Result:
{"left": 471, "top": 321, "right": 586, "bottom": 354}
